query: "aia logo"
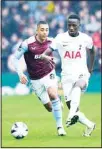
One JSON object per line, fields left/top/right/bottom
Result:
{"left": 64, "top": 51, "right": 81, "bottom": 59}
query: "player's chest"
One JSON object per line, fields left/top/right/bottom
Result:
{"left": 28, "top": 41, "right": 51, "bottom": 54}
{"left": 61, "top": 39, "right": 86, "bottom": 51}
{"left": 60, "top": 40, "right": 86, "bottom": 59}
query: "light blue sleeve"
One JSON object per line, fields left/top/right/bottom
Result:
{"left": 13, "top": 40, "right": 28, "bottom": 76}
{"left": 15, "top": 40, "right": 28, "bottom": 59}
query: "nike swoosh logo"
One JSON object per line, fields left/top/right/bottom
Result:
{"left": 63, "top": 45, "right": 68, "bottom": 47}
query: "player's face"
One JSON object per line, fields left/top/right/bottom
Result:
{"left": 37, "top": 24, "right": 49, "bottom": 41}
{"left": 68, "top": 19, "right": 80, "bottom": 36}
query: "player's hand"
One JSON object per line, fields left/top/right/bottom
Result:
{"left": 89, "top": 69, "right": 93, "bottom": 75}
{"left": 19, "top": 74, "right": 28, "bottom": 84}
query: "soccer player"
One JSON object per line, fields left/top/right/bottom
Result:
{"left": 13, "top": 21, "right": 66, "bottom": 136}
{"left": 46, "top": 14, "right": 96, "bottom": 137}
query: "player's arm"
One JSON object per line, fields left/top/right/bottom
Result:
{"left": 41, "top": 36, "right": 59, "bottom": 61}
{"left": 87, "top": 36, "right": 96, "bottom": 74}
{"left": 13, "top": 40, "right": 28, "bottom": 84}
{"left": 41, "top": 47, "right": 54, "bottom": 61}
{"left": 88, "top": 46, "right": 95, "bottom": 74}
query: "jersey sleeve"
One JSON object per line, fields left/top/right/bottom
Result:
{"left": 13, "top": 40, "right": 28, "bottom": 76}
{"left": 15, "top": 40, "right": 28, "bottom": 59}
{"left": 86, "top": 36, "right": 93, "bottom": 49}
{"left": 50, "top": 35, "right": 60, "bottom": 51}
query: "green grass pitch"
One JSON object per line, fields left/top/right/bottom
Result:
{"left": 2, "top": 93, "right": 101, "bottom": 147}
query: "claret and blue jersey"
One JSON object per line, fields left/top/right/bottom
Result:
{"left": 14, "top": 35, "right": 54, "bottom": 80}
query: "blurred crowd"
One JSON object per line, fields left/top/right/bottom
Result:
{"left": 2, "top": 1, "right": 101, "bottom": 73}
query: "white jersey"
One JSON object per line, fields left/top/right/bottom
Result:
{"left": 51, "top": 31, "right": 93, "bottom": 77}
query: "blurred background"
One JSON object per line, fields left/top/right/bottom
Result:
{"left": 1, "top": 1, "right": 101, "bottom": 95}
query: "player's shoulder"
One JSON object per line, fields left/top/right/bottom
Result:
{"left": 26, "top": 35, "right": 36, "bottom": 44}
{"left": 21, "top": 36, "right": 35, "bottom": 45}
{"left": 79, "top": 32, "right": 92, "bottom": 40}
{"left": 57, "top": 32, "right": 67, "bottom": 37}
{"left": 47, "top": 37, "right": 54, "bottom": 42}
{"left": 20, "top": 36, "right": 35, "bottom": 49}
{"left": 55, "top": 32, "right": 67, "bottom": 40}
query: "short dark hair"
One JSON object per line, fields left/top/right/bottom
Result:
{"left": 37, "top": 21, "right": 48, "bottom": 27}
{"left": 68, "top": 13, "right": 80, "bottom": 21}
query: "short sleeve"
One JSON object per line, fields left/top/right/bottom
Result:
{"left": 86, "top": 36, "right": 93, "bottom": 49}
{"left": 18, "top": 40, "right": 28, "bottom": 52}
{"left": 50, "top": 35, "right": 60, "bottom": 51}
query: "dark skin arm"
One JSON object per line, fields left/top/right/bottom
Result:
{"left": 88, "top": 46, "right": 95, "bottom": 74}
{"left": 40, "top": 48, "right": 54, "bottom": 62}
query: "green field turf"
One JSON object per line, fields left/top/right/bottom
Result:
{"left": 2, "top": 93, "right": 101, "bottom": 147}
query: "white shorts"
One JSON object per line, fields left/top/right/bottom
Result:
{"left": 30, "top": 70, "right": 58, "bottom": 104}
{"left": 61, "top": 72, "right": 90, "bottom": 102}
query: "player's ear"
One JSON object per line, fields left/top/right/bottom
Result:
{"left": 36, "top": 25, "right": 39, "bottom": 33}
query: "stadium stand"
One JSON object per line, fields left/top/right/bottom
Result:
{"left": 2, "top": 1, "right": 101, "bottom": 73}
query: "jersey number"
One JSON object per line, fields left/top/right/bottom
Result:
{"left": 50, "top": 74, "right": 55, "bottom": 79}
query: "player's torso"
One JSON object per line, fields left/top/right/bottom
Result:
{"left": 58, "top": 32, "right": 89, "bottom": 75}
{"left": 24, "top": 36, "right": 54, "bottom": 80}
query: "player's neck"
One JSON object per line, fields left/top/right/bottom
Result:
{"left": 36, "top": 35, "right": 46, "bottom": 43}
{"left": 68, "top": 32, "right": 79, "bottom": 37}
